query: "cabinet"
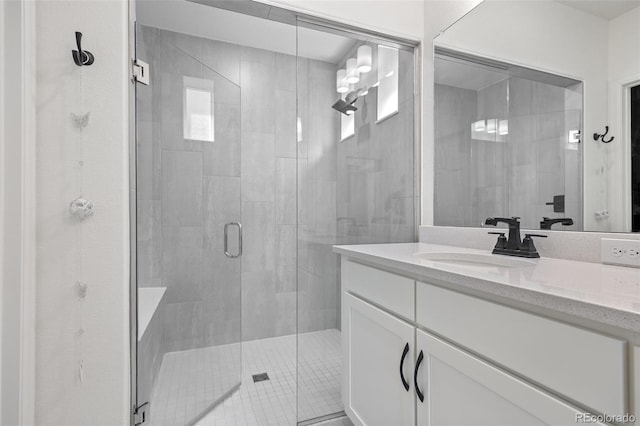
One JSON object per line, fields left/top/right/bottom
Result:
{"left": 414, "top": 329, "right": 604, "bottom": 426}
{"left": 341, "top": 259, "right": 630, "bottom": 426}
{"left": 343, "top": 293, "right": 415, "bottom": 426}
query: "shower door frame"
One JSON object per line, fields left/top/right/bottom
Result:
{"left": 127, "top": 1, "right": 422, "bottom": 424}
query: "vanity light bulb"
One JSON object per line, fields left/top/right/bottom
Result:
{"left": 498, "top": 119, "right": 509, "bottom": 135}
{"left": 486, "top": 119, "right": 497, "bottom": 134}
{"left": 473, "top": 120, "right": 486, "bottom": 132}
{"left": 336, "top": 69, "right": 348, "bottom": 94}
{"left": 346, "top": 58, "right": 360, "bottom": 84}
{"left": 357, "top": 45, "right": 372, "bottom": 73}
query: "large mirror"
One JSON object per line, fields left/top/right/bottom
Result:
{"left": 433, "top": 0, "right": 640, "bottom": 232}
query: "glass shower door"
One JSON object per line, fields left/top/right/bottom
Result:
{"left": 135, "top": 24, "right": 242, "bottom": 425}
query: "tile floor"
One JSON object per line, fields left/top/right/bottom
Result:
{"left": 149, "top": 329, "right": 346, "bottom": 426}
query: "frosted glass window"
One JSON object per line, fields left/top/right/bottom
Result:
{"left": 183, "top": 76, "right": 214, "bottom": 142}
{"left": 341, "top": 112, "right": 355, "bottom": 141}
{"left": 377, "top": 46, "right": 399, "bottom": 121}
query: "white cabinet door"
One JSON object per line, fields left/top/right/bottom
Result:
{"left": 343, "top": 293, "right": 415, "bottom": 426}
{"left": 415, "top": 329, "right": 606, "bottom": 426}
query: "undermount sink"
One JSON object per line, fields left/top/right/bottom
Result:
{"left": 414, "top": 252, "right": 536, "bottom": 269}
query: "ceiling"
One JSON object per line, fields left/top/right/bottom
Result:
{"left": 556, "top": 0, "right": 640, "bottom": 20}
{"left": 136, "top": 0, "right": 356, "bottom": 63}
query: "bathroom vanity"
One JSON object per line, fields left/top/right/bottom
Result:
{"left": 335, "top": 243, "right": 640, "bottom": 426}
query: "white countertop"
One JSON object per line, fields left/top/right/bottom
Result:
{"left": 333, "top": 243, "right": 640, "bottom": 334}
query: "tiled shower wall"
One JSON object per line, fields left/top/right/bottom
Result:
{"left": 336, "top": 48, "right": 416, "bottom": 245}
{"left": 136, "top": 25, "right": 337, "bottom": 353}
{"left": 296, "top": 58, "right": 341, "bottom": 333}
{"left": 434, "top": 77, "right": 583, "bottom": 230}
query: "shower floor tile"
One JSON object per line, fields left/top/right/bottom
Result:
{"left": 150, "top": 329, "right": 345, "bottom": 426}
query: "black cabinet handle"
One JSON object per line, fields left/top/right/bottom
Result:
{"left": 399, "top": 342, "right": 410, "bottom": 391}
{"left": 414, "top": 350, "right": 425, "bottom": 402}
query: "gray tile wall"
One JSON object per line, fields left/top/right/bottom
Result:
{"left": 137, "top": 25, "right": 338, "bottom": 351}
{"left": 138, "top": 29, "right": 416, "bottom": 380}
{"left": 434, "top": 77, "right": 583, "bottom": 231}
{"left": 333, "top": 47, "right": 417, "bottom": 327}
{"left": 297, "top": 56, "right": 341, "bottom": 334}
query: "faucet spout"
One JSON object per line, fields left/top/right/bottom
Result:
{"left": 484, "top": 217, "right": 521, "bottom": 250}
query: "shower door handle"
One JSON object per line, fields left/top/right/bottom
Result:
{"left": 224, "top": 222, "right": 243, "bottom": 258}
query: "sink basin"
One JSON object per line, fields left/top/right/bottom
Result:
{"left": 414, "top": 252, "right": 536, "bottom": 269}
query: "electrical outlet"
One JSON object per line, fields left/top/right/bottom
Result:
{"left": 601, "top": 238, "right": 640, "bottom": 268}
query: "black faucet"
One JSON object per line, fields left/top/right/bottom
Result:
{"left": 485, "top": 217, "right": 547, "bottom": 258}
{"left": 484, "top": 217, "right": 522, "bottom": 250}
{"left": 540, "top": 217, "right": 573, "bottom": 230}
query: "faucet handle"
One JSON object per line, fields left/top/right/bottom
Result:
{"left": 488, "top": 232, "right": 507, "bottom": 249}
{"left": 524, "top": 233, "right": 547, "bottom": 239}
{"left": 521, "top": 233, "right": 547, "bottom": 257}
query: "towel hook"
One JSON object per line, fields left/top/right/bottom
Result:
{"left": 72, "top": 32, "right": 94, "bottom": 66}
{"left": 593, "top": 126, "right": 614, "bottom": 144}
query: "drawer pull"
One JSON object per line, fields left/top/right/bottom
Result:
{"left": 415, "top": 350, "right": 425, "bottom": 402}
{"left": 399, "top": 342, "right": 410, "bottom": 391}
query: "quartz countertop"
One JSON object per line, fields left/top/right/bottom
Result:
{"left": 333, "top": 243, "right": 640, "bottom": 334}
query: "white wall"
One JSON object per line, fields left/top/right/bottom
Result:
{"left": 607, "top": 6, "right": 640, "bottom": 231}
{"left": 265, "top": 0, "right": 424, "bottom": 41}
{"left": 35, "top": 0, "right": 129, "bottom": 424}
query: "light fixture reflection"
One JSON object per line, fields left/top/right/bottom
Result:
{"left": 346, "top": 58, "right": 360, "bottom": 84}
{"left": 357, "top": 45, "right": 372, "bottom": 73}
{"left": 498, "top": 120, "right": 509, "bottom": 135}
{"left": 473, "top": 120, "right": 486, "bottom": 132}
{"left": 486, "top": 119, "right": 497, "bottom": 134}
{"left": 336, "top": 69, "right": 348, "bottom": 93}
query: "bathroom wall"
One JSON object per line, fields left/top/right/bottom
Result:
{"left": 35, "top": 0, "right": 129, "bottom": 424}
{"left": 607, "top": 6, "right": 640, "bottom": 231}
{"left": 137, "top": 25, "right": 336, "bottom": 345}
{"left": 297, "top": 57, "right": 340, "bottom": 333}
{"left": 336, "top": 48, "right": 416, "bottom": 245}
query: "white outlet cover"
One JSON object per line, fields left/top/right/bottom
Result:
{"left": 601, "top": 238, "right": 640, "bottom": 268}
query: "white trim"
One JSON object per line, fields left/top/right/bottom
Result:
{"left": 620, "top": 75, "right": 640, "bottom": 232}
{"left": 21, "top": 0, "right": 36, "bottom": 423}
{"left": 0, "top": 0, "right": 5, "bottom": 419}
{"left": 1, "top": 0, "right": 36, "bottom": 423}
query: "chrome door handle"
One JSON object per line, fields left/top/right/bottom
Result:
{"left": 224, "top": 222, "right": 242, "bottom": 258}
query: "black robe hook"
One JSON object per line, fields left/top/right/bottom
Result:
{"left": 72, "top": 32, "right": 94, "bottom": 66}
{"left": 593, "top": 126, "right": 614, "bottom": 144}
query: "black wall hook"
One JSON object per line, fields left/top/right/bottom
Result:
{"left": 593, "top": 126, "right": 614, "bottom": 143}
{"left": 72, "top": 32, "right": 94, "bottom": 66}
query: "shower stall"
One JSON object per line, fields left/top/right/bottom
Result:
{"left": 131, "top": 2, "right": 418, "bottom": 425}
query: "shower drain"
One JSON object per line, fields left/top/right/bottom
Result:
{"left": 252, "top": 372, "right": 270, "bottom": 383}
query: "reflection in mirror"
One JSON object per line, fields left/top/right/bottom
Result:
{"left": 433, "top": 0, "right": 640, "bottom": 232}
{"left": 434, "top": 49, "right": 583, "bottom": 231}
